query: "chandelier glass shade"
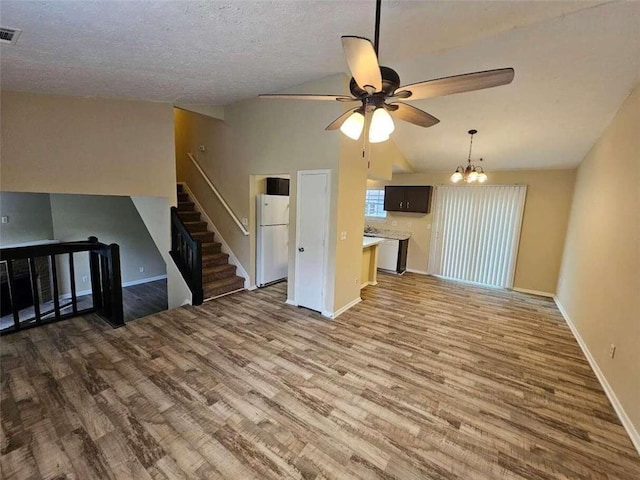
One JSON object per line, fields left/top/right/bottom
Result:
{"left": 340, "top": 107, "right": 395, "bottom": 143}
{"left": 451, "top": 129, "right": 487, "bottom": 183}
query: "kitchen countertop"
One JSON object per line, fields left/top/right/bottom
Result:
{"left": 362, "top": 236, "right": 385, "bottom": 248}
{"left": 364, "top": 228, "right": 411, "bottom": 241}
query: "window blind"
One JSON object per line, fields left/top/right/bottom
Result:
{"left": 428, "top": 185, "right": 527, "bottom": 288}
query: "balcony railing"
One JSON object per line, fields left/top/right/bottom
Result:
{"left": 0, "top": 236, "right": 124, "bottom": 335}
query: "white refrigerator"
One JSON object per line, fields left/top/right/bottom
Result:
{"left": 256, "top": 194, "right": 289, "bottom": 287}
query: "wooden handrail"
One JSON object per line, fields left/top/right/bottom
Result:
{"left": 186, "top": 152, "right": 250, "bottom": 236}
{"left": 169, "top": 207, "right": 203, "bottom": 305}
{"left": 0, "top": 236, "right": 124, "bottom": 335}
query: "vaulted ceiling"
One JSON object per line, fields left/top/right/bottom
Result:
{"left": 2, "top": 1, "right": 638, "bottom": 171}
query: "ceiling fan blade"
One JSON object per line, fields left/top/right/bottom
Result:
{"left": 259, "top": 94, "right": 358, "bottom": 102}
{"left": 325, "top": 107, "right": 362, "bottom": 131}
{"left": 394, "top": 68, "right": 515, "bottom": 100}
{"left": 386, "top": 103, "right": 440, "bottom": 128}
{"left": 341, "top": 36, "right": 382, "bottom": 93}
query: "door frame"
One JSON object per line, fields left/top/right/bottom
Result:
{"left": 293, "top": 169, "right": 331, "bottom": 315}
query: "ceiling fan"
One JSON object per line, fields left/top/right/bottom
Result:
{"left": 259, "top": 0, "right": 515, "bottom": 144}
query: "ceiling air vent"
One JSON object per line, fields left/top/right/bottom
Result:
{"left": 0, "top": 27, "right": 22, "bottom": 45}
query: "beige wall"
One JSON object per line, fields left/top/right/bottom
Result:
{"left": 0, "top": 192, "right": 54, "bottom": 246}
{"left": 175, "top": 75, "right": 344, "bottom": 311}
{"left": 334, "top": 135, "right": 369, "bottom": 312}
{"left": 0, "top": 91, "right": 190, "bottom": 307}
{"left": 369, "top": 168, "right": 576, "bottom": 294}
{"left": 1, "top": 92, "right": 176, "bottom": 198}
{"left": 557, "top": 86, "right": 640, "bottom": 435}
{"left": 174, "top": 75, "right": 413, "bottom": 315}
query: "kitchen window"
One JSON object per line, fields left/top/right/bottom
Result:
{"left": 365, "top": 188, "right": 386, "bottom": 219}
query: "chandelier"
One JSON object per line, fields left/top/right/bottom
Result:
{"left": 451, "top": 129, "right": 487, "bottom": 183}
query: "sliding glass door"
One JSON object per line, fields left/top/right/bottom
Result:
{"left": 428, "top": 185, "right": 527, "bottom": 288}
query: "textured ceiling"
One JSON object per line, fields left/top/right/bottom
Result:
{"left": 1, "top": 0, "right": 639, "bottom": 171}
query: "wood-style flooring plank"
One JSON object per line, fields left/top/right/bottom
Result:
{"left": 1, "top": 273, "right": 639, "bottom": 479}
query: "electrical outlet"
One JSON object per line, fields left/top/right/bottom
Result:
{"left": 199, "top": 145, "right": 207, "bottom": 152}
{"left": 82, "top": 275, "right": 88, "bottom": 283}
{"left": 139, "top": 266, "right": 145, "bottom": 273}
{"left": 1, "top": 216, "right": 8, "bottom": 224}
{"left": 355, "top": 278, "right": 359, "bottom": 286}
{"left": 609, "top": 344, "right": 616, "bottom": 359}
{"left": 391, "top": 221, "right": 398, "bottom": 227}
{"left": 340, "top": 231, "right": 347, "bottom": 240}
{"left": 407, "top": 222, "right": 412, "bottom": 229}
{"left": 242, "top": 217, "right": 248, "bottom": 226}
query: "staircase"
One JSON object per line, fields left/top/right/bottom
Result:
{"left": 176, "top": 185, "right": 245, "bottom": 300}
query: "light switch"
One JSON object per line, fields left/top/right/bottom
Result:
{"left": 1, "top": 216, "right": 8, "bottom": 224}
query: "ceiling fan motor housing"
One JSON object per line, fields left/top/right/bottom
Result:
{"left": 349, "top": 66, "right": 400, "bottom": 99}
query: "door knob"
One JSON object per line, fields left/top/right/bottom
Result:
{"left": 298, "top": 247, "right": 304, "bottom": 252}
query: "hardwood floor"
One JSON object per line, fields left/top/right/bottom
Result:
{"left": 0, "top": 279, "right": 168, "bottom": 331}
{"left": 1, "top": 273, "right": 638, "bottom": 479}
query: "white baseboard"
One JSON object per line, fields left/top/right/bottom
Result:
{"left": 60, "top": 275, "right": 168, "bottom": 300}
{"left": 328, "top": 296, "right": 362, "bottom": 319}
{"left": 123, "top": 274, "right": 167, "bottom": 287}
{"left": 513, "top": 287, "right": 554, "bottom": 298}
{"left": 406, "top": 268, "right": 428, "bottom": 275}
{"left": 285, "top": 299, "right": 297, "bottom": 306}
{"left": 180, "top": 182, "right": 250, "bottom": 289}
{"left": 554, "top": 296, "right": 640, "bottom": 455}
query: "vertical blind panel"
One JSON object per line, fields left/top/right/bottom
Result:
{"left": 428, "top": 185, "right": 526, "bottom": 288}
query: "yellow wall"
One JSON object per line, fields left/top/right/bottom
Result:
{"left": 0, "top": 91, "right": 191, "bottom": 308}
{"left": 1, "top": 92, "right": 176, "bottom": 198}
{"left": 556, "top": 86, "right": 640, "bottom": 437}
{"left": 368, "top": 168, "right": 576, "bottom": 294}
{"left": 334, "top": 134, "right": 369, "bottom": 312}
{"left": 175, "top": 76, "right": 346, "bottom": 312}
{"left": 175, "top": 74, "right": 388, "bottom": 315}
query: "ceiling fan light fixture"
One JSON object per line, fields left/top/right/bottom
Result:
{"left": 340, "top": 111, "right": 365, "bottom": 140}
{"left": 368, "top": 107, "right": 394, "bottom": 143}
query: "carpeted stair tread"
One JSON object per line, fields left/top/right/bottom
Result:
{"left": 202, "top": 252, "right": 229, "bottom": 266}
{"left": 183, "top": 221, "right": 208, "bottom": 232}
{"left": 204, "top": 275, "right": 245, "bottom": 298}
{"left": 201, "top": 242, "right": 222, "bottom": 254}
{"left": 175, "top": 183, "right": 244, "bottom": 300}
{"left": 203, "top": 264, "right": 237, "bottom": 281}
{"left": 190, "top": 231, "right": 215, "bottom": 242}
{"left": 177, "top": 211, "right": 201, "bottom": 222}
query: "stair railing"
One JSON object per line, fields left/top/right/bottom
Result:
{"left": 186, "top": 152, "right": 250, "bottom": 236}
{"left": 0, "top": 236, "right": 124, "bottom": 335}
{"left": 169, "top": 206, "right": 203, "bottom": 305}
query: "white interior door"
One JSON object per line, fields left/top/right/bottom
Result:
{"left": 295, "top": 170, "right": 329, "bottom": 312}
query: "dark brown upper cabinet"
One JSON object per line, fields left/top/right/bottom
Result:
{"left": 384, "top": 186, "right": 432, "bottom": 213}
